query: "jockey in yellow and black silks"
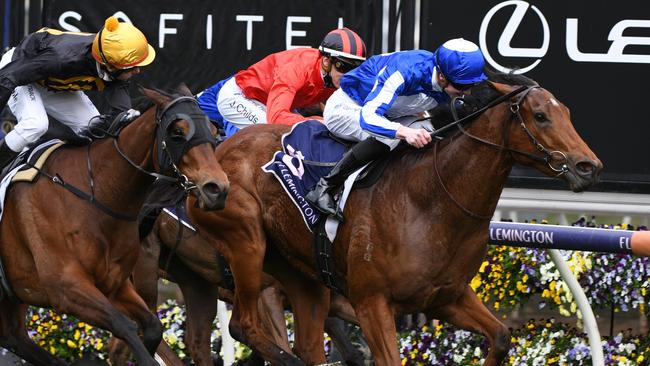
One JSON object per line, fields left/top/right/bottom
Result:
{"left": 0, "top": 16, "right": 156, "bottom": 169}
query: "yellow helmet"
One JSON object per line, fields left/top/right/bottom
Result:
{"left": 92, "top": 16, "right": 156, "bottom": 69}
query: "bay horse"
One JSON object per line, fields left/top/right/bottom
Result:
{"left": 109, "top": 209, "right": 365, "bottom": 366}
{"left": 0, "top": 86, "right": 229, "bottom": 366}
{"left": 188, "top": 74, "right": 602, "bottom": 365}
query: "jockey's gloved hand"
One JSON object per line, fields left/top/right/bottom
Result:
{"left": 119, "top": 108, "right": 141, "bottom": 124}
{"left": 107, "top": 109, "right": 141, "bottom": 134}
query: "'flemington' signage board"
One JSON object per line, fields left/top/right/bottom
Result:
{"left": 40, "top": 0, "right": 650, "bottom": 192}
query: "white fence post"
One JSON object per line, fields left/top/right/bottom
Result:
{"left": 218, "top": 300, "right": 235, "bottom": 366}
{"left": 547, "top": 249, "right": 604, "bottom": 366}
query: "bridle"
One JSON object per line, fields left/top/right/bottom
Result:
{"left": 433, "top": 85, "right": 570, "bottom": 220}
{"left": 37, "top": 95, "right": 216, "bottom": 221}
{"left": 113, "top": 96, "right": 216, "bottom": 194}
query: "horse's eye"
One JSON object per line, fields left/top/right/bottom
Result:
{"left": 534, "top": 112, "right": 548, "bottom": 123}
{"left": 171, "top": 127, "right": 185, "bottom": 138}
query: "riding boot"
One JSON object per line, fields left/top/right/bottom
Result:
{"left": 306, "top": 137, "right": 390, "bottom": 221}
{"left": 0, "top": 140, "right": 19, "bottom": 171}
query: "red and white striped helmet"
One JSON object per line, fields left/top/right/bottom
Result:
{"left": 319, "top": 28, "right": 366, "bottom": 65}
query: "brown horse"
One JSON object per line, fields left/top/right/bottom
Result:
{"left": 0, "top": 86, "right": 229, "bottom": 366}
{"left": 109, "top": 209, "right": 366, "bottom": 366}
{"left": 188, "top": 75, "right": 602, "bottom": 365}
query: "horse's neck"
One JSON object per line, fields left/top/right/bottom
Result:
{"left": 90, "top": 108, "right": 157, "bottom": 214}
{"left": 407, "top": 107, "right": 515, "bottom": 219}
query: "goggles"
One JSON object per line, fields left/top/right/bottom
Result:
{"left": 332, "top": 58, "right": 360, "bottom": 73}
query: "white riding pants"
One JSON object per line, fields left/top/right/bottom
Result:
{"left": 215, "top": 77, "right": 267, "bottom": 130}
{"left": 0, "top": 48, "right": 99, "bottom": 152}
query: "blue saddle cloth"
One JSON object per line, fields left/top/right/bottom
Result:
{"left": 262, "top": 120, "right": 347, "bottom": 231}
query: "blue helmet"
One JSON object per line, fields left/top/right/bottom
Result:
{"left": 434, "top": 38, "right": 487, "bottom": 85}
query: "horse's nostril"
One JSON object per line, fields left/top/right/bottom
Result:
{"left": 202, "top": 182, "right": 221, "bottom": 196}
{"left": 576, "top": 161, "right": 595, "bottom": 177}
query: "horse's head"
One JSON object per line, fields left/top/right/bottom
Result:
{"left": 141, "top": 85, "right": 230, "bottom": 210}
{"left": 490, "top": 82, "right": 602, "bottom": 192}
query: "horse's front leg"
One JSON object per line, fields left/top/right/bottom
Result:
{"left": 170, "top": 257, "right": 220, "bottom": 366}
{"left": 0, "top": 301, "right": 67, "bottom": 366}
{"left": 46, "top": 273, "right": 159, "bottom": 366}
{"left": 433, "top": 285, "right": 510, "bottom": 366}
{"left": 271, "top": 268, "right": 329, "bottom": 365}
{"left": 109, "top": 279, "right": 163, "bottom": 356}
{"left": 225, "top": 235, "right": 304, "bottom": 366}
{"left": 352, "top": 294, "right": 400, "bottom": 366}
{"left": 325, "top": 317, "right": 366, "bottom": 366}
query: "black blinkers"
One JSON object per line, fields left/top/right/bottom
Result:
{"left": 155, "top": 96, "right": 216, "bottom": 172}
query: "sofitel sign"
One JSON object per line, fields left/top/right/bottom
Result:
{"left": 479, "top": 0, "right": 650, "bottom": 73}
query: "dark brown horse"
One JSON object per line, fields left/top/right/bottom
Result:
{"left": 188, "top": 76, "right": 602, "bottom": 365}
{"left": 0, "top": 86, "right": 229, "bottom": 366}
{"left": 109, "top": 209, "right": 365, "bottom": 366}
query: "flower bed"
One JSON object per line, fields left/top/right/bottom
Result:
{"left": 472, "top": 220, "right": 649, "bottom": 317}
{"left": 5, "top": 219, "right": 649, "bottom": 364}
{"left": 400, "top": 319, "right": 650, "bottom": 365}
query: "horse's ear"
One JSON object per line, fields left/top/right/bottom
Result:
{"left": 140, "top": 86, "right": 169, "bottom": 107}
{"left": 175, "top": 83, "right": 193, "bottom": 96}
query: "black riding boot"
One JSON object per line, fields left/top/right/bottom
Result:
{"left": 0, "top": 140, "right": 19, "bottom": 171}
{"left": 306, "top": 137, "right": 390, "bottom": 221}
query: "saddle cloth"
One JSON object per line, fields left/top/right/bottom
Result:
{"left": 262, "top": 120, "right": 368, "bottom": 240}
{"left": 0, "top": 139, "right": 64, "bottom": 221}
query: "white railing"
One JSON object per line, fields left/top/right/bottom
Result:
{"left": 494, "top": 188, "right": 650, "bottom": 366}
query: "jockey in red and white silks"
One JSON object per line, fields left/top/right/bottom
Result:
{"left": 196, "top": 28, "right": 367, "bottom": 137}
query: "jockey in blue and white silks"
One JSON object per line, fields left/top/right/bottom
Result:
{"left": 306, "top": 38, "right": 488, "bottom": 221}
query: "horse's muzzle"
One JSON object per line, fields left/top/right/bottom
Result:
{"left": 197, "top": 181, "right": 230, "bottom": 210}
{"left": 566, "top": 158, "right": 602, "bottom": 192}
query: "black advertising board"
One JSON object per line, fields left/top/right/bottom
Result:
{"left": 34, "top": 0, "right": 650, "bottom": 192}
{"left": 41, "top": 0, "right": 372, "bottom": 91}
{"left": 418, "top": 0, "right": 650, "bottom": 192}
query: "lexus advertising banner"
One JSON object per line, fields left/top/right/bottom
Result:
{"left": 40, "top": 0, "right": 649, "bottom": 191}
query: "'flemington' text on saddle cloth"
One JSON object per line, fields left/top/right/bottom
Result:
{"left": 262, "top": 120, "right": 347, "bottom": 232}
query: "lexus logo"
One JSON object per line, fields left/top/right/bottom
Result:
{"left": 479, "top": 0, "right": 550, "bottom": 74}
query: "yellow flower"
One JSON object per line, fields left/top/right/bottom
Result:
{"left": 31, "top": 314, "right": 39, "bottom": 322}
{"left": 479, "top": 261, "right": 489, "bottom": 273}
{"left": 66, "top": 339, "right": 77, "bottom": 349}
{"left": 637, "top": 355, "right": 644, "bottom": 363}
{"left": 78, "top": 322, "right": 86, "bottom": 328}
{"left": 49, "top": 346, "right": 56, "bottom": 355}
{"left": 95, "top": 340, "right": 104, "bottom": 351}
{"left": 74, "top": 330, "right": 81, "bottom": 340}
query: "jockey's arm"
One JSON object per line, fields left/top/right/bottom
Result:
{"left": 359, "top": 69, "right": 405, "bottom": 139}
{"left": 102, "top": 80, "right": 132, "bottom": 120}
{"left": 360, "top": 69, "right": 431, "bottom": 148}
{"left": 0, "top": 54, "right": 60, "bottom": 107}
{"left": 265, "top": 65, "right": 310, "bottom": 125}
